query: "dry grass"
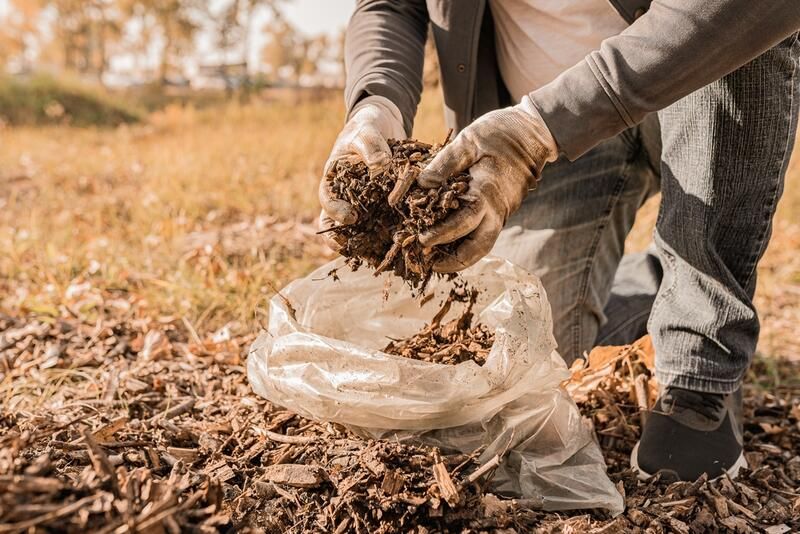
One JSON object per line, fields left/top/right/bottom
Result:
{"left": 0, "top": 88, "right": 797, "bottom": 356}
{"left": 0, "top": 90, "right": 447, "bottom": 333}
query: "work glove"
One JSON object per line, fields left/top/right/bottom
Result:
{"left": 318, "top": 95, "right": 406, "bottom": 250}
{"left": 413, "top": 96, "right": 558, "bottom": 272}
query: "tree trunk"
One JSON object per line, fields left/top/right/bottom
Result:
{"left": 243, "top": 1, "right": 254, "bottom": 86}
{"left": 159, "top": 23, "right": 172, "bottom": 85}
{"left": 95, "top": 25, "right": 106, "bottom": 84}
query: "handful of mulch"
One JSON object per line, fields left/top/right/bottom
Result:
{"left": 322, "top": 136, "right": 470, "bottom": 290}
{"left": 384, "top": 284, "right": 494, "bottom": 365}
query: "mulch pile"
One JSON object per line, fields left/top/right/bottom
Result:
{"left": 384, "top": 283, "right": 494, "bottom": 366}
{"left": 564, "top": 339, "right": 800, "bottom": 533}
{"left": 323, "top": 137, "right": 469, "bottom": 291}
{"left": 1, "top": 307, "right": 798, "bottom": 533}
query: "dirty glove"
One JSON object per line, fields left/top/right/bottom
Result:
{"left": 413, "top": 96, "right": 558, "bottom": 272}
{"left": 318, "top": 95, "right": 406, "bottom": 251}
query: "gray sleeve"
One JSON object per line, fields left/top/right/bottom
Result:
{"left": 344, "top": 0, "right": 429, "bottom": 135}
{"left": 531, "top": 0, "right": 800, "bottom": 160}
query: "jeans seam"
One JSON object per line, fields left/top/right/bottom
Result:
{"left": 645, "top": 233, "right": 678, "bottom": 343}
{"left": 572, "top": 161, "right": 633, "bottom": 355}
{"left": 742, "top": 34, "right": 799, "bottom": 290}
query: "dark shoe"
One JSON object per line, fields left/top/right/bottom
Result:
{"left": 631, "top": 386, "right": 747, "bottom": 481}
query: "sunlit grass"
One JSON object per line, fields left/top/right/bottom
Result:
{"left": 0, "top": 89, "right": 450, "bottom": 332}
{"left": 0, "top": 95, "right": 342, "bottom": 330}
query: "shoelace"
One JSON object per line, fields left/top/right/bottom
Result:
{"left": 663, "top": 387, "right": 725, "bottom": 421}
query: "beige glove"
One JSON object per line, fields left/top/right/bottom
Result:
{"left": 413, "top": 96, "right": 558, "bottom": 272}
{"left": 318, "top": 95, "right": 406, "bottom": 249}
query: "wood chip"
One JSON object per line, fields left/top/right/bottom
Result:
{"left": 262, "top": 429, "right": 317, "bottom": 445}
{"left": 92, "top": 417, "right": 129, "bottom": 444}
{"left": 380, "top": 469, "right": 405, "bottom": 495}
{"left": 166, "top": 447, "right": 199, "bottom": 463}
{"left": 261, "top": 464, "right": 327, "bottom": 488}
{"left": 432, "top": 450, "right": 460, "bottom": 507}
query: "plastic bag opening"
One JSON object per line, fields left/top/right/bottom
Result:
{"left": 248, "top": 256, "right": 624, "bottom": 515}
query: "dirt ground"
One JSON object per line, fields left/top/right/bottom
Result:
{"left": 1, "top": 95, "right": 799, "bottom": 532}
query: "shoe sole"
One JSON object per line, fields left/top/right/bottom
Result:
{"left": 630, "top": 442, "right": 748, "bottom": 481}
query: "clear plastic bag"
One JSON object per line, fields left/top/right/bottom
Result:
{"left": 247, "top": 256, "right": 623, "bottom": 514}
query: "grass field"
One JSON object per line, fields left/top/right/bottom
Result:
{"left": 1, "top": 89, "right": 797, "bottom": 357}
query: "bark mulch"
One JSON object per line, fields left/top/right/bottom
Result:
{"left": 1, "top": 307, "right": 798, "bottom": 533}
{"left": 322, "top": 137, "right": 468, "bottom": 292}
{"left": 383, "top": 283, "right": 494, "bottom": 366}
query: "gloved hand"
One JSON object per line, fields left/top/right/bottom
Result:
{"left": 318, "top": 95, "right": 406, "bottom": 250}
{"left": 412, "top": 96, "right": 558, "bottom": 272}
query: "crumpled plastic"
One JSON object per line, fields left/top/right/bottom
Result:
{"left": 247, "top": 256, "right": 624, "bottom": 515}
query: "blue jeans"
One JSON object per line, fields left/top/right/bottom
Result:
{"left": 492, "top": 34, "right": 800, "bottom": 394}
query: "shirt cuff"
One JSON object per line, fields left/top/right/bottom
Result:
{"left": 345, "top": 75, "right": 416, "bottom": 137}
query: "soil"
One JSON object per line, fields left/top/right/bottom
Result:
{"left": 384, "top": 283, "right": 494, "bottom": 366}
{"left": 323, "top": 137, "right": 470, "bottom": 291}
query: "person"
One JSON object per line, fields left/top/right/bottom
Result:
{"left": 318, "top": 0, "right": 800, "bottom": 482}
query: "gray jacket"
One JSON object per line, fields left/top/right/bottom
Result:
{"left": 344, "top": 0, "right": 800, "bottom": 159}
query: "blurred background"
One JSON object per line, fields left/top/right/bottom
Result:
{"left": 0, "top": 0, "right": 361, "bottom": 120}
{"left": 0, "top": 0, "right": 796, "bottom": 362}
